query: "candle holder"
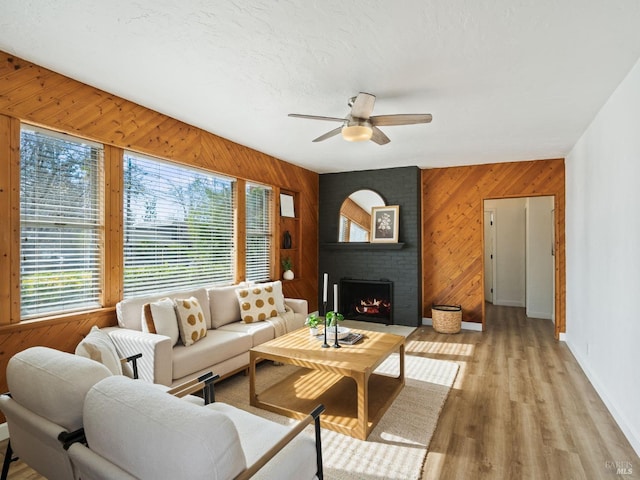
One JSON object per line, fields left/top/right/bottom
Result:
{"left": 333, "top": 320, "right": 341, "bottom": 349}
{"left": 321, "top": 301, "right": 329, "bottom": 348}
{"left": 325, "top": 311, "right": 344, "bottom": 349}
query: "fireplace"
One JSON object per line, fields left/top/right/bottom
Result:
{"left": 339, "top": 278, "right": 393, "bottom": 325}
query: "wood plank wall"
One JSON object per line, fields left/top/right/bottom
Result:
{"left": 0, "top": 51, "right": 319, "bottom": 400}
{"left": 421, "top": 159, "right": 565, "bottom": 337}
{"left": 339, "top": 197, "right": 371, "bottom": 238}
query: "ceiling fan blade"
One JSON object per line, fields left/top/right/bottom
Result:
{"left": 288, "top": 113, "right": 346, "bottom": 122}
{"left": 350, "top": 92, "right": 376, "bottom": 119}
{"left": 370, "top": 113, "right": 433, "bottom": 126}
{"left": 312, "top": 126, "right": 343, "bottom": 142}
{"left": 370, "top": 126, "right": 390, "bottom": 145}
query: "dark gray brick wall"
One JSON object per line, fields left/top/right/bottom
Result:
{"left": 319, "top": 166, "right": 421, "bottom": 326}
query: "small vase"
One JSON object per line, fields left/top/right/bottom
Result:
{"left": 283, "top": 230, "right": 292, "bottom": 249}
{"left": 283, "top": 269, "right": 294, "bottom": 280}
{"left": 309, "top": 327, "right": 318, "bottom": 336}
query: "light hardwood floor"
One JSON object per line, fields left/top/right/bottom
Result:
{"left": 1, "top": 303, "right": 637, "bottom": 479}
{"left": 421, "top": 303, "right": 638, "bottom": 479}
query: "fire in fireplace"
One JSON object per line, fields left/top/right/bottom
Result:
{"left": 339, "top": 278, "right": 393, "bottom": 325}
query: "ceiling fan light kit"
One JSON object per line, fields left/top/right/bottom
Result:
{"left": 342, "top": 124, "right": 373, "bottom": 142}
{"left": 289, "top": 92, "right": 432, "bottom": 145}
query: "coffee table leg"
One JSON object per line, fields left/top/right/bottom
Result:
{"left": 355, "top": 371, "right": 369, "bottom": 440}
{"left": 249, "top": 352, "right": 258, "bottom": 407}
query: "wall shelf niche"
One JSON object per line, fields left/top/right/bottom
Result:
{"left": 278, "top": 190, "right": 300, "bottom": 281}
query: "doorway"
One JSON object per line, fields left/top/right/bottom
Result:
{"left": 483, "top": 209, "right": 496, "bottom": 303}
{"left": 483, "top": 196, "right": 555, "bottom": 323}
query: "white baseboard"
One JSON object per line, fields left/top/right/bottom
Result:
{"left": 565, "top": 339, "right": 640, "bottom": 457}
{"left": 526, "top": 310, "right": 553, "bottom": 320}
{"left": 0, "top": 422, "right": 8, "bottom": 441}
{"left": 494, "top": 299, "right": 525, "bottom": 308}
{"left": 422, "top": 317, "right": 483, "bottom": 332}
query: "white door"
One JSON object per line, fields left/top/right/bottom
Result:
{"left": 484, "top": 209, "right": 496, "bottom": 303}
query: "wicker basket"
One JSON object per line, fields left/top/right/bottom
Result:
{"left": 431, "top": 305, "right": 462, "bottom": 334}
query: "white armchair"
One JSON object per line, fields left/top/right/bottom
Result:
{"left": 0, "top": 346, "right": 113, "bottom": 480}
{"left": 0, "top": 345, "right": 217, "bottom": 480}
{"left": 68, "top": 375, "right": 325, "bottom": 479}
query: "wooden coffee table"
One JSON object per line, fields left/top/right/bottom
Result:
{"left": 249, "top": 327, "right": 405, "bottom": 440}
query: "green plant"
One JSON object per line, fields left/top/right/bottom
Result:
{"left": 305, "top": 312, "right": 321, "bottom": 329}
{"left": 325, "top": 311, "right": 344, "bottom": 327}
{"left": 281, "top": 256, "right": 293, "bottom": 271}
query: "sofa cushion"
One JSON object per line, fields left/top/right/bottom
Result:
{"left": 83, "top": 376, "right": 246, "bottom": 480}
{"left": 258, "top": 280, "right": 286, "bottom": 314}
{"left": 217, "top": 320, "right": 276, "bottom": 347}
{"left": 6, "top": 347, "right": 112, "bottom": 432}
{"left": 116, "top": 287, "right": 211, "bottom": 331}
{"left": 207, "top": 402, "right": 318, "bottom": 480}
{"left": 273, "top": 280, "right": 287, "bottom": 314}
{"left": 236, "top": 285, "right": 279, "bottom": 323}
{"left": 174, "top": 296, "right": 207, "bottom": 347}
{"left": 208, "top": 284, "right": 242, "bottom": 328}
{"left": 171, "top": 330, "right": 252, "bottom": 380}
{"left": 142, "top": 298, "right": 180, "bottom": 346}
{"left": 75, "top": 326, "right": 123, "bottom": 376}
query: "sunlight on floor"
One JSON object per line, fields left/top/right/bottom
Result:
{"left": 424, "top": 451, "right": 447, "bottom": 478}
{"left": 405, "top": 330, "right": 477, "bottom": 477}
{"left": 293, "top": 370, "right": 342, "bottom": 399}
{"left": 406, "top": 331, "right": 472, "bottom": 390}
{"left": 405, "top": 338, "right": 474, "bottom": 357}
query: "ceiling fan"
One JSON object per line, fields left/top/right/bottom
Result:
{"left": 288, "top": 92, "right": 432, "bottom": 145}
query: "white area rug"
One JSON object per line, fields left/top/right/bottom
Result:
{"left": 215, "top": 353, "right": 458, "bottom": 480}
{"left": 341, "top": 319, "right": 416, "bottom": 338}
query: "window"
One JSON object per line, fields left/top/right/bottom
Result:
{"left": 20, "top": 126, "right": 103, "bottom": 318}
{"left": 339, "top": 215, "right": 369, "bottom": 242}
{"left": 245, "top": 183, "right": 273, "bottom": 282}
{"left": 339, "top": 215, "right": 349, "bottom": 242}
{"left": 348, "top": 220, "right": 369, "bottom": 242}
{"left": 123, "top": 153, "right": 235, "bottom": 297}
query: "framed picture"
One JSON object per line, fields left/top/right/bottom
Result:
{"left": 280, "top": 193, "right": 295, "bottom": 217}
{"left": 371, "top": 205, "right": 399, "bottom": 243}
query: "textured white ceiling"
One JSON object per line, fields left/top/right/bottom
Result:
{"left": 2, "top": 1, "right": 640, "bottom": 173}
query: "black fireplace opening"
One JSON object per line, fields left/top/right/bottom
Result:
{"left": 340, "top": 278, "right": 393, "bottom": 325}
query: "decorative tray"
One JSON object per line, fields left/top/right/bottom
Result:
{"left": 314, "top": 331, "right": 364, "bottom": 345}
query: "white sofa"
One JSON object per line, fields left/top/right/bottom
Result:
{"left": 107, "top": 281, "right": 307, "bottom": 387}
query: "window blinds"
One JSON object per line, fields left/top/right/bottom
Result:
{"left": 20, "top": 126, "right": 103, "bottom": 318}
{"left": 339, "top": 216, "right": 349, "bottom": 242}
{"left": 245, "top": 183, "right": 273, "bottom": 282}
{"left": 122, "top": 153, "right": 236, "bottom": 298}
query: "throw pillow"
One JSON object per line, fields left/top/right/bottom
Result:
{"left": 175, "top": 296, "right": 207, "bottom": 347}
{"left": 75, "top": 326, "right": 122, "bottom": 376}
{"left": 268, "top": 280, "right": 286, "bottom": 313}
{"left": 142, "top": 297, "right": 180, "bottom": 346}
{"left": 208, "top": 284, "right": 243, "bottom": 328}
{"left": 235, "top": 285, "right": 279, "bottom": 323}
{"left": 250, "top": 280, "right": 286, "bottom": 314}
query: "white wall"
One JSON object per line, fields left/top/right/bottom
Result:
{"left": 566, "top": 56, "right": 640, "bottom": 456}
{"left": 485, "top": 198, "right": 526, "bottom": 307}
{"left": 525, "top": 196, "right": 554, "bottom": 319}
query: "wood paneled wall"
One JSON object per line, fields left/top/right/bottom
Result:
{"left": 421, "top": 159, "right": 565, "bottom": 337}
{"left": 340, "top": 197, "right": 371, "bottom": 231}
{"left": 0, "top": 51, "right": 318, "bottom": 398}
